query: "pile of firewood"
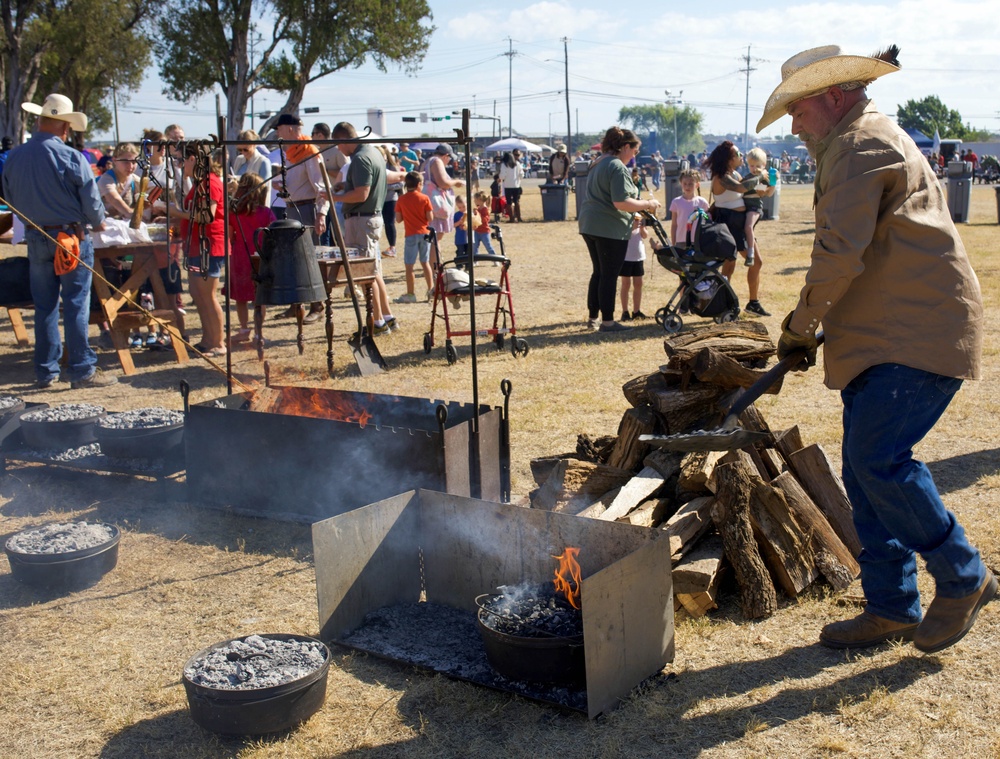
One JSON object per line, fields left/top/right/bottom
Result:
{"left": 528, "top": 322, "right": 861, "bottom": 620}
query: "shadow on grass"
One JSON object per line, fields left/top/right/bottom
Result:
{"left": 327, "top": 644, "right": 941, "bottom": 758}
{"left": 929, "top": 447, "right": 1000, "bottom": 494}
{"left": 97, "top": 707, "right": 293, "bottom": 759}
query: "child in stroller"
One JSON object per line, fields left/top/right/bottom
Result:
{"left": 645, "top": 209, "right": 741, "bottom": 333}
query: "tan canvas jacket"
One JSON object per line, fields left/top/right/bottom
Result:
{"left": 789, "top": 100, "right": 982, "bottom": 390}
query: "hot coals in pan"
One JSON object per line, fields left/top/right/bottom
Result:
{"left": 4, "top": 521, "right": 121, "bottom": 588}
{"left": 182, "top": 634, "right": 331, "bottom": 735}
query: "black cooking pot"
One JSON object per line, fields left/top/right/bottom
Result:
{"left": 5, "top": 524, "right": 120, "bottom": 588}
{"left": 253, "top": 219, "right": 327, "bottom": 306}
{"left": 475, "top": 594, "right": 586, "bottom": 686}
{"left": 94, "top": 420, "right": 184, "bottom": 459}
{"left": 182, "top": 633, "right": 331, "bottom": 735}
{"left": 19, "top": 406, "right": 105, "bottom": 449}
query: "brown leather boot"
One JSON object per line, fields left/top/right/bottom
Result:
{"left": 914, "top": 573, "right": 997, "bottom": 654}
{"left": 819, "top": 611, "right": 919, "bottom": 649}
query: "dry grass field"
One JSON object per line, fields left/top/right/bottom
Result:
{"left": 1, "top": 181, "right": 999, "bottom": 758}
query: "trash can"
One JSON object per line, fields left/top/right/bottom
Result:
{"left": 573, "top": 160, "right": 591, "bottom": 218}
{"left": 662, "top": 159, "right": 688, "bottom": 221}
{"left": 540, "top": 183, "right": 570, "bottom": 221}
{"left": 946, "top": 161, "right": 972, "bottom": 223}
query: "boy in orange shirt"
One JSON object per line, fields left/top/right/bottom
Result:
{"left": 394, "top": 171, "right": 434, "bottom": 303}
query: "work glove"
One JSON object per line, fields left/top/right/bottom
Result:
{"left": 777, "top": 311, "right": 818, "bottom": 371}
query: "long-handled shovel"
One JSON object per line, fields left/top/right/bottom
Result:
{"left": 640, "top": 332, "right": 824, "bottom": 452}
{"left": 318, "top": 161, "right": 387, "bottom": 375}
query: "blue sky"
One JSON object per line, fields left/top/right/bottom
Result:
{"left": 99, "top": 0, "right": 1000, "bottom": 145}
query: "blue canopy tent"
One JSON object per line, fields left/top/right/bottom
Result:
{"left": 904, "top": 128, "right": 933, "bottom": 149}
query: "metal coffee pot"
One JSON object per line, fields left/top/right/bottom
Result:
{"left": 253, "top": 219, "right": 326, "bottom": 306}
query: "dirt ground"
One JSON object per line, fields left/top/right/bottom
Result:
{"left": 1, "top": 181, "right": 999, "bottom": 758}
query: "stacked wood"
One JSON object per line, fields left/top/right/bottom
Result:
{"left": 528, "top": 323, "right": 860, "bottom": 622}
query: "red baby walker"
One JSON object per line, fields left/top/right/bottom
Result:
{"left": 423, "top": 224, "right": 528, "bottom": 364}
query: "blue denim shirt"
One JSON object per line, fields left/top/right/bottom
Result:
{"left": 1, "top": 131, "right": 105, "bottom": 229}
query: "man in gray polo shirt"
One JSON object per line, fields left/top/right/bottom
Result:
{"left": 329, "top": 121, "right": 396, "bottom": 334}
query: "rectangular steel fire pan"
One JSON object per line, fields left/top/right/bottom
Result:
{"left": 312, "top": 489, "right": 674, "bottom": 718}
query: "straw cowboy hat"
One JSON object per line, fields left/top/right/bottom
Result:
{"left": 756, "top": 45, "right": 900, "bottom": 132}
{"left": 22, "top": 93, "right": 88, "bottom": 132}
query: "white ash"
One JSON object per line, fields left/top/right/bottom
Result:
{"left": 0, "top": 396, "right": 23, "bottom": 412}
{"left": 22, "top": 443, "right": 102, "bottom": 461}
{"left": 185, "top": 635, "right": 327, "bottom": 691}
{"left": 98, "top": 408, "right": 183, "bottom": 430}
{"left": 21, "top": 403, "right": 105, "bottom": 423}
{"left": 342, "top": 602, "right": 586, "bottom": 711}
{"left": 6, "top": 521, "right": 116, "bottom": 554}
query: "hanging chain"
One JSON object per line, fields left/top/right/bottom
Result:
{"left": 190, "top": 143, "right": 213, "bottom": 279}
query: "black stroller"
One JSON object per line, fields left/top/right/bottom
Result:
{"left": 644, "top": 210, "right": 741, "bottom": 333}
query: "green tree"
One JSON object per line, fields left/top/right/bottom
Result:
{"left": 0, "top": 0, "right": 155, "bottom": 140}
{"left": 618, "top": 104, "right": 704, "bottom": 156}
{"left": 156, "top": 0, "right": 433, "bottom": 141}
{"left": 897, "top": 95, "right": 966, "bottom": 139}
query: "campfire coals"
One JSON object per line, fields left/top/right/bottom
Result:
{"left": 0, "top": 395, "right": 24, "bottom": 413}
{"left": 21, "top": 403, "right": 105, "bottom": 423}
{"left": 478, "top": 584, "right": 583, "bottom": 639}
{"left": 6, "top": 521, "right": 116, "bottom": 555}
{"left": 184, "top": 634, "right": 328, "bottom": 691}
{"left": 97, "top": 408, "right": 183, "bottom": 430}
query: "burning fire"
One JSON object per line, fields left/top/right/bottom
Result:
{"left": 253, "top": 386, "right": 374, "bottom": 427}
{"left": 552, "top": 547, "right": 582, "bottom": 609}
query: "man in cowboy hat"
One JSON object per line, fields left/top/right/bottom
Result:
{"left": 2, "top": 94, "right": 116, "bottom": 389}
{"left": 763, "top": 46, "right": 994, "bottom": 652}
{"left": 549, "top": 143, "right": 570, "bottom": 184}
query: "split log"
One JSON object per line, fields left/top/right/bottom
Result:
{"left": 642, "top": 448, "right": 681, "bottom": 480}
{"left": 774, "top": 425, "right": 805, "bottom": 462}
{"left": 622, "top": 371, "right": 674, "bottom": 408}
{"left": 576, "top": 434, "right": 616, "bottom": 463}
{"left": 664, "top": 322, "right": 775, "bottom": 367}
{"left": 745, "top": 445, "right": 774, "bottom": 483}
{"left": 692, "top": 347, "right": 782, "bottom": 393}
{"left": 786, "top": 444, "right": 862, "bottom": 556}
{"left": 759, "top": 447, "right": 785, "bottom": 480}
{"left": 712, "top": 461, "right": 778, "bottom": 619}
{"left": 662, "top": 495, "right": 715, "bottom": 561}
{"left": 530, "top": 455, "right": 575, "bottom": 487}
{"left": 606, "top": 405, "right": 657, "bottom": 471}
{"left": 671, "top": 533, "right": 725, "bottom": 594}
{"left": 576, "top": 487, "right": 621, "bottom": 519}
{"left": 678, "top": 450, "right": 724, "bottom": 492}
{"left": 677, "top": 562, "right": 727, "bottom": 618}
{"left": 627, "top": 497, "right": 672, "bottom": 527}
{"left": 647, "top": 383, "right": 728, "bottom": 434}
{"left": 598, "top": 466, "right": 666, "bottom": 521}
{"left": 737, "top": 402, "right": 773, "bottom": 436}
{"left": 771, "top": 471, "right": 860, "bottom": 589}
{"left": 531, "top": 460, "right": 633, "bottom": 513}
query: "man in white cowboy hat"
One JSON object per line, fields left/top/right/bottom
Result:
{"left": 764, "top": 46, "right": 994, "bottom": 653}
{"left": 2, "top": 94, "right": 116, "bottom": 389}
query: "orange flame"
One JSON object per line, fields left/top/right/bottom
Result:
{"left": 259, "top": 386, "right": 373, "bottom": 427}
{"left": 552, "top": 547, "right": 582, "bottom": 609}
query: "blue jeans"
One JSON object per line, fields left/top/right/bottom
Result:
{"left": 26, "top": 229, "right": 97, "bottom": 383}
{"left": 842, "top": 363, "right": 986, "bottom": 623}
{"left": 473, "top": 230, "right": 496, "bottom": 256}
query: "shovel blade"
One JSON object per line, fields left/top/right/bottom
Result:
{"left": 640, "top": 429, "right": 770, "bottom": 453}
{"left": 348, "top": 333, "right": 388, "bottom": 376}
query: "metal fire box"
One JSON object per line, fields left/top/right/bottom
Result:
{"left": 185, "top": 387, "right": 508, "bottom": 523}
{"left": 313, "top": 489, "right": 674, "bottom": 718}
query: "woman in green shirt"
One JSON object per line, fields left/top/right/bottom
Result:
{"left": 578, "top": 127, "right": 660, "bottom": 332}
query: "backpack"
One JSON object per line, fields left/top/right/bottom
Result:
{"left": 686, "top": 208, "right": 736, "bottom": 261}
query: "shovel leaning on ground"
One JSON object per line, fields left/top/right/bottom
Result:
{"left": 640, "top": 332, "right": 824, "bottom": 452}
{"left": 318, "top": 161, "right": 387, "bottom": 375}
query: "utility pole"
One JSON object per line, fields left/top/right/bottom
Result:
{"left": 562, "top": 37, "right": 572, "bottom": 154}
{"left": 740, "top": 44, "right": 756, "bottom": 153}
{"left": 665, "top": 90, "right": 683, "bottom": 155}
{"left": 504, "top": 38, "right": 516, "bottom": 137}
